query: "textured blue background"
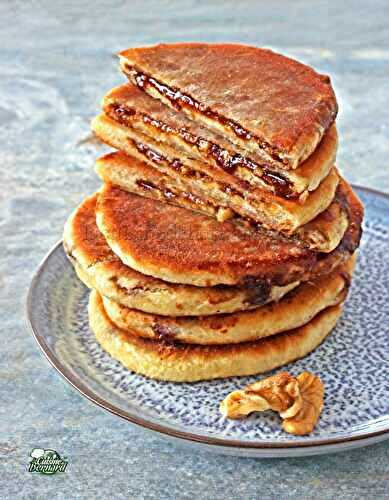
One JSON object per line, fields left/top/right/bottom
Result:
{"left": 1, "top": 0, "right": 388, "bottom": 498}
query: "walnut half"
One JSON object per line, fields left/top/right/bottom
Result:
{"left": 220, "top": 372, "right": 301, "bottom": 419}
{"left": 220, "top": 371, "right": 324, "bottom": 436}
{"left": 282, "top": 372, "right": 324, "bottom": 435}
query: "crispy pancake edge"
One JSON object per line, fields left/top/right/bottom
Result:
{"left": 102, "top": 256, "right": 354, "bottom": 345}
{"left": 89, "top": 290, "right": 342, "bottom": 382}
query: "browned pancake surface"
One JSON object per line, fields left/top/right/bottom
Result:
{"left": 64, "top": 194, "right": 301, "bottom": 315}
{"left": 96, "top": 181, "right": 363, "bottom": 286}
{"left": 119, "top": 43, "right": 338, "bottom": 167}
{"left": 66, "top": 195, "right": 113, "bottom": 264}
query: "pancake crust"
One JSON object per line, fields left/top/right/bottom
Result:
{"left": 103, "top": 83, "right": 338, "bottom": 196}
{"left": 119, "top": 43, "right": 338, "bottom": 169}
{"left": 92, "top": 113, "right": 339, "bottom": 233}
{"left": 95, "top": 150, "right": 348, "bottom": 252}
{"left": 63, "top": 194, "right": 299, "bottom": 316}
{"left": 96, "top": 182, "right": 363, "bottom": 286}
{"left": 102, "top": 258, "right": 353, "bottom": 345}
{"left": 89, "top": 290, "right": 343, "bottom": 382}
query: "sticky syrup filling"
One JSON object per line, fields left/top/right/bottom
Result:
{"left": 129, "top": 139, "right": 309, "bottom": 237}
{"left": 128, "top": 137, "right": 243, "bottom": 200}
{"left": 134, "top": 178, "right": 212, "bottom": 209}
{"left": 107, "top": 102, "right": 296, "bottom": 199}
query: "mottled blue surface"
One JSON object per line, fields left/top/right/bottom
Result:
{"left": 1, "top": 0, "right": 389, "bottom": 498}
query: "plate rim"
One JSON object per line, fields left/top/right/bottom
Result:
{"left": 26, "top": 185, "right": 389, "bottom": 455}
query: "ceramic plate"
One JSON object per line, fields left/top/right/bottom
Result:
{"left": 27, "top": 186, "right": 389, "bottom": 458}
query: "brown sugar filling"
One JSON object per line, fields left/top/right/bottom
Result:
{"left": 128, "top": 137, "right": 244, "bottom": 202}
{"left": 125, "top": 137, "right": 300, "bottom": 231}
{"left": 134, "top": 178, "right": 214, "bottom": 210}
{"left": 107, "top": 102, "right": 296, "bottom": 199}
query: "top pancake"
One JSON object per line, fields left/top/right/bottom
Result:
{"left": 119, "top": 43, "right": 338, "bottom": 169}
{"left": 96, "top": 181, "right": 363, "bottom": 286}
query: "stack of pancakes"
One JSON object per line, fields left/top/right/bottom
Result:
{"left": 64, "top": 43, "right": 363, "bottom": 382}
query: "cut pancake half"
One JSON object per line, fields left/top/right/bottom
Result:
{"left": 63, "top": 194, "right": 299, "bottom": 316}
{"left": 103, "top": 84, "right": 338, "bottom": 197}
{"left": 92, "top": 113, "right": 339, "bottom": 234}
{"left": 119, "top": 43, "right": 338, "bottom": 170}
{"left": 95, "top": 150, "right": 348, "bottom": 253}
{"left": 89, "top": 290, "right": 343, "bottom": 382}
{"left": 96, "top": 181, "right": 363, "bottom": 287}
{"left": 102, "top": 256, "right": 354, "bottom": 345}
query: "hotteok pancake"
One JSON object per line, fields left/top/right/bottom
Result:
{"left": 96, "top": 181, "right": 363, "bottom": 287}
{"left": 63, "top": 194, "right": 299, "bottom": 316}
{"left": 103, "top": 83, "right": 338, "bottom": 198}
{"left": 92, "top": 113, "right": 339, "bottom": 235}
{"left": 102, "top": 257, "right": 353, "bottom": 345}
{"left": 119, "top": 43, "right": 338, "bottom": 170}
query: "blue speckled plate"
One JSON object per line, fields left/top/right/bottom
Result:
{"left": 27, "top": 186, "right": 389, "bottom": 458}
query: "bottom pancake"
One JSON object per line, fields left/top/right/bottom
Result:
{"left": 89, "top": 290, "right": 342, "bottom": 382}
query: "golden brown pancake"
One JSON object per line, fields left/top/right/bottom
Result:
{"left": 96, "top": 181, "right": 363, "bottom": 286}
{"left": 89, "top": 290, "right": 343, "bottom": 382}
{"left": 102, "top": 257, "right": 353, "bottom": 345}
{"left": 95, "top": 150, "right": 348, "bottom": 252}
{"left": 103, "top": 83, "right": 337, "bottom": 197}
{"left": 92, "top": 113, "right": 339, "bottom": 234}
{"left": 119, "top": 43, "right": 338, "bottom": 169}
{"left": 63, "top": 194, "right": 299, "bottom": 316}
